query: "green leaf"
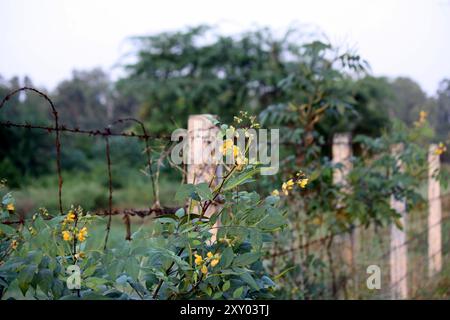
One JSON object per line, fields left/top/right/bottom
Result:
{"left": 37, "top": 269, "right": 53, "bottom": 294}
{"left": 213, "top": 291, "right": 222, "bottom": 299}
{"left": 240, "top": 272, "right": 259, "bottom": 291}
{"left": 175, "top": 208, "right": 185, "bottom": 218}
{"left": 219, "top": 247, "right": 234, "bottom": 268}
{"left": 222, "top": 167, "right": 259, "bottom": 191}
{"left": 233, "top": 252, "right": 260, "bottom": 267}
{"left": 195, "top": 183, "right": 213, "bottom": 200}
{"left": 0, "top": 223, "right": 16, "bottom": 235}
{"left": 232, "top": 286, "right": 244, "bottom": 299}
{"left": 83, "top": 264, "right": 97, "bottom": 278}
{"left": 175, "top": 184, "right": 196, "bottom": 201}
{"left": 85, "top": 277, "right": 109, "bottom": 290}
{"left": 257, "top": 211, "right": 286, "bottom": 230}
{"left": 18, "top": 264, "right": 38, "bottom": 296}
{"left": 222, "top": 280, "right": 231, "bottom": 291}
{"left": 51, "top": 278, "right": 64, "bottom": 299}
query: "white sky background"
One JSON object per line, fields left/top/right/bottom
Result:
{"left": 0, "top": 0, "right": 449, "bottom": 95}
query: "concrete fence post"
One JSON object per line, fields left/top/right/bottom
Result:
{"left": 390, "top": 143, "right": 408, "bottom": 299}
{"left": 332, "top": 133, "right": 356, "bottom": 294}
{"left": 187, "top": 115, "right": 222, "bottom": 239}
{"left": 428, "top": 144, "right": 442, "bottom": 277}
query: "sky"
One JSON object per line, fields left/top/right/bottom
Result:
{"left": 0, "top": 0, "right": 449, "bottom": 95}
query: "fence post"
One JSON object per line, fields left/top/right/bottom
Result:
{"left": 332, "top": 133, "right": 355, "bottom": 294}
{"left": 390, "top": 143, "right": 408, "bottom": 299}
{"left": 187, "top": 115, "right": 222, "bottom": 239}
{"left": 428, "top": 144, "right": 442, "bottom": 277}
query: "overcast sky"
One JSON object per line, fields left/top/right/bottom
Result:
{"left": 1, "top": 0, "right": 449, "bottom": 95}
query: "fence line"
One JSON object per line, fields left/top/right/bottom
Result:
{"left": 1, "top": 88, "right": 448, "bottom": 299}
{"left": 0, "top": 87, "right": 174, "bottom": 231}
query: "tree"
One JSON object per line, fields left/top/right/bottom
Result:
{"left": 433, "top": 79, "right": 450, "bottom": 143}
{"left": 53, "top": 68, "right": 115, "bottom": 129}
{"left": 388, "top": 77, "right": 428, "bottom": 126}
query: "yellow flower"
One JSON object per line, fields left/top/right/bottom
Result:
{"left": 77, "top": 227, "right": 88, "bottom": 242}
{"left": 419, "top": 110, "right": 427, "bottom": 122}
{"left": 66, "top": 210, "right": 76, "bottom": 223}
{"left": 201, "top": 264, "right": 208, "bottom": 275}
{"left": 435, "top": 143, "right": 447, "bottom": 155}
{"left": 207, "top": 252, "right": 213, "bottom": 259}
{"left": 210, "top": 258, "right": 220, "bottom": 267}
{"left": 281, "top": 179, "right": 294, "bottom": 196}
{"left": 414, "top": 110, "right": 428, "bottom": 127}
{"left": 232, "top": 145, "right": 240, "bottom": 158}
{"left": 62, "top": 230, "right": 72, "bottom": 241}
{"left": 311, "top": 216, "right": 323, "bottom": 226}
{"left": 194, "top": 254, "right": 203, "bottom": 265}
{"left": 6, "top": 203, "right": 14, "bottom": 211}
{"left": 271, "top": 189, "right": 279, "bottom": 196}
{"left": 10, "top": 239, "right": 18, "bottom": 250}
{"left": 219, "top": 139, "right": 234, "bottom": 155}
{"left": 297, "top": 178, "right": 308, "bottom": 188}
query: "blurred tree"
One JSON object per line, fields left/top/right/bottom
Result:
{"left": 388, "top": 77, "right": 428, "bottom": 126}
{"left": 121, "top": 26, "right": 365, "bottom": 133}
{"left": 54, "top": 68, "right": 115, "bottom": 129}
{"left": 433, "top": 79, "right": 450, "bottom": 143}
{"left": 0, "top": 76, "right": 54, "bottom": 186}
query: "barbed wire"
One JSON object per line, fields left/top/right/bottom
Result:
{"left": 1, "top": 87, "right": 449, "bottom": 299}
{"left": 0, "top": 87, "right": 175, "bottom": 235}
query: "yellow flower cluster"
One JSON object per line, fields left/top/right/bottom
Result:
{"left": 65, "top": 210, "right": 76, "bottom": 223}
{"left": 435, "top": 142, "right": 447, "bottom": 156}
{"left": 194, "top": 251, "right": 221, "bottom": 275}
{"left": 281, "top": 179, "right": 295, "bottom": 195}
{"left": 60, "top": 207, "right": 88, "bottom": 242}
{"left": 219, "top": 139, "right": 248, "bottom": 171}
{"left": 220, "top": 139, "right": 240, "bottom": 158}
{"left": 77, "top": 227, "right": 88, "bottom": 242}
{"left": 6, "top": 203, "right": 14, "bottom": 211}
{"left": 61, "top": 227, "right": 88, "bottom": 242}
{"left": 62, "top": 230, "right": 72, "bottom": 241}
{"left": 272, "top": 172, "right": 308, "bottom": 196}
{"left": 414, "top": 110, "right": 428, "bottom": 127}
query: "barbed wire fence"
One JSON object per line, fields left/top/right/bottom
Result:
{"left": 1, "top": 87, "right": 448, "bottom": 299}
{"left": 0, "top": 87, "right": 178, "bottom": 248}
{"left": 265, "top": 134, "right": 449, "bottom": 300}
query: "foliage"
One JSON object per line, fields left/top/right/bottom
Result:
{"left": 0, "top": 120, "right": 288, "bottom": 300}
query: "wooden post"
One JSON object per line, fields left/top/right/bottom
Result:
{"left": 428, "top": 144, "right": 442, "bottom": 277}
{"left": 390, "top": 143, "right": 408, "bottom": 299}
{"left": 332, "top": 133, "right": 353, "bottom": 194}
{"left": 332, "top": 133, "right": 355, "bottom": 295}
{"left": 187, "top": 115, "right": 221, "bottom": 239}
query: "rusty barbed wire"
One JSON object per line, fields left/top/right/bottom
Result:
{"left": 0, "top": 87, "right": 175, "bottom": 239}
{"left": 1, "top": 87, "right": 64, "bottom": 213}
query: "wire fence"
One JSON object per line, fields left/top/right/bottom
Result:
{"left": 1, "top": 87, "right": 448, "bottom": 299}
{"left": 0, "top": 87, "right": 179, "bottom": 247}
{"left": 266, "top": 194, "right": 449, "bottom": 299}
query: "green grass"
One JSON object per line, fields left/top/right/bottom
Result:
{"left": 9, "top": 167, "right": 181, "bottom": 216}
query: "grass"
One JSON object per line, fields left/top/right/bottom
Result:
{"left": 9, "top": 167, "right": 182, "bottom": 216}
